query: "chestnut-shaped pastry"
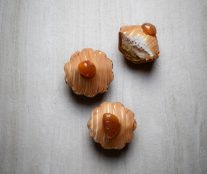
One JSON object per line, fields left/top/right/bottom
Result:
{"left": 119, "top": 23, "right": 159, "bottom": 64}
{"left": 88, "top": 102, "right": 137, "bottom": 149}
{"left": 64, "top": 48, "right": 114, "bottom": 97}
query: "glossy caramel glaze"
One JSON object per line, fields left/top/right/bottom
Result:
{"left": 103, "top": 113, "right": 121, "bottom": 140}
{"left": 141, "top": 23, "right": 156, "bottom": 36}
{"left": 64, "top": 48, "right": 114, "bottom": 97}
{"left": 78, "top": 60, "right": 96, "bottom": 79}
{"left": 88, "top": 102, "right": 137, "bottom": 149}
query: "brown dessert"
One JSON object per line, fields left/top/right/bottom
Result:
{"left": 64, "top": 48, "right": 114, "bottom": 97}
{"left": 88, "top": 102, "right": 137, "bottom": 149}
{"left": 119, "top": 23, "right": 159, "bottom": 64}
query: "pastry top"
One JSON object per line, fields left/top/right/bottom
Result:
{"left": 64, "top": 48, "right": 114, "bottom": 97}
{"left": 88, "top": 102, "right": 137, "bottom": 149}
{"left": 119, "top": 24, "right": 159, "bottom": 64}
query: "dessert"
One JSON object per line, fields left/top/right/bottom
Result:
{"left": 119, "top": 23, "right": 160, "bottom": 64}
{"left": 88, "top": 102, "right": 137, "bottom": 149}
{"left": 64, "top": 48, "right": 114, "bottom": 97}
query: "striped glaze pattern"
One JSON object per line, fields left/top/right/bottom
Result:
{"left": 64, "top": 48, "right": 114, "bottom": 97}
{"left": 88, "top": 102, "right": 137, "bottom": 149}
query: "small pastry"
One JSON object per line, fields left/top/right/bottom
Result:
{"left": 64, "top": 48, "right": 114, "bottom": 97}
{"left": 119, "top": 23, "right": 160, "bottom": 64}
{"left": 87, "top": 102, "right": 137, "bottom": 149}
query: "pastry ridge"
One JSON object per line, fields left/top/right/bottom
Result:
{"left": 64, "top": 48, "right": 114, "bottom": 97}
{"left": 88, "top": 102, "right": 137, "bottom": 149}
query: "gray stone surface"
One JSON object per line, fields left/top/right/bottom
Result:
{"left": 0, "top": 0, "right": 207, "bottom": 174}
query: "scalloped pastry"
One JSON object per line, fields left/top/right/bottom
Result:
{"left": 88, "top": 102, "right": 137, "bottom": 149}
{"left": 64, "top": 48, "right": 114, "bottom": 97}
{"left": 119, "top": 23, "right": 160, "bottom": 64}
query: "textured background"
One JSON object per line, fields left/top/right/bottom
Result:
{"left": 0, "top": 0, "right": 207, "bottom": 174}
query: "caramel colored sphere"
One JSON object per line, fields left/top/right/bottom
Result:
{"left": 103, "top": 113, "right": 121, "bottom": 139}
{"left": 141, "top": 23, "right": 157, "bottom": 36}
{"left": 78, "top": 60, "right": 96, "bottom": 79}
